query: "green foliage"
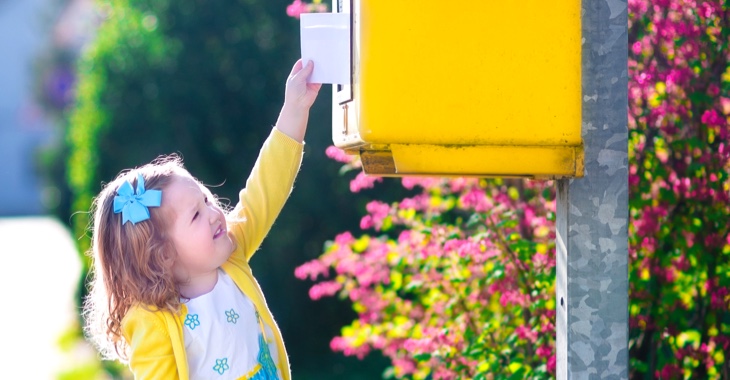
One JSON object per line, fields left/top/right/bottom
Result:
{"left": 627, "top": 1, "right": 730, "bottom": 378}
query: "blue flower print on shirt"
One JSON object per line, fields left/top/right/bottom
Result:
{"left": 225, "top": 309, "right": 240, "bottom": 324}
{"left": 185, "top": 314, "right": 200, "bottom": 330}
{"left": 213, "top": 358, "right": 230, "bottom": 375}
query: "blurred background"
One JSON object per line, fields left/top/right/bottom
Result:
{"left": 0, "top": 0, "right": 399, "bottom": 378}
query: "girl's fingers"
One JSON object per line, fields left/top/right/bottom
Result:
{"left": 294, "top": 60, "right": 314, "bottom": 80}
{"left": 290, "top": 61, "right": 317, "bottom": 87}
{"left": 289, "top": 59, "right": 304, "bottom": 77}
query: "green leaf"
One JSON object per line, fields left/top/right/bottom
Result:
{"left": 677, "top": 330, "right": 701, "bottom": 349}
{"left": 630, "top": 358, "right": 649, "bottom": 374}
{"left": 338, "top": 164, "right": 356, "bottom": 176}
{"left": 507, "top": 362, "right": 526, "bottom": 379}
{"left": 497, "top": 219, "right": 519, "bottom": 229}
{"left": 381, "top": 216, "right": 393, "bottom": 231}
{"left": 413, "top": 353, "right": 432, "bottom": 361}
{"left": 467, "top": 213, "right": 484, "bottom": 227}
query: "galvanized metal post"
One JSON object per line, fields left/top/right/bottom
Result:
{"left": 555, "top": 0, "right": 629, "bottom": 379}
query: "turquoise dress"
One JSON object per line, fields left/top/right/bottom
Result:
{"left": 251, "top": 311, "right": 279, "bottom": 380}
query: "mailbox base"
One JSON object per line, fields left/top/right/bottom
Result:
{"left": 354, "top": 144, "right": 584, "bottom": 179}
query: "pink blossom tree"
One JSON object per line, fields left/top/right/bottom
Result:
{"left": 289, "top": 1, "right": 730, "bottom": 378}
{"left": 297, "top": 150, "right": 558, "bottom": 379}
{"left": 627, "top": 0, "right": 729, "bottom": 378}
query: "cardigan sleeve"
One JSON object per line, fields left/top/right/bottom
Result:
{"left": 122, "top": 307, "right": 181, "bottom": 379}
{"left": 228, "top": 127, "right": 304, "bottom": 262}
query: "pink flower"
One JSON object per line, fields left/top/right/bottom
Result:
{"left": 392, "top": 358, "right": 417, "bottom": 375}
{"left": 628, "top": 0, "right": 648, "bottom": 14}
{"left": 720, "top": 97, "right": 730, "bottom": 114}
{"left": 398, "top": 194, "right": 431, "bottom": 211}
{"left": 350, "top": 171, "right": 382, "bottom": 192}
{"left": 433, "top": 367, "right": 458, "bottom": 380}
{"left": 330, "top": 336, "right": 348, "bottom": 351}
{"left": 541, "top": 321, "right": 555, "bottom": 333}
{"left": 401, "top": 177, "right": 441, "bottom": 190}
{"left": 325, "top": 145, "right": 354, "bottom": 163}
{"left": 532, "top": 252, "right": 553, "bottom": 269}
{"left": 547, "top": 354, "right": 556, "bottom": 374}
{"left": 330, "top": 336, "right": 370, "bottom": 359}
{"left": 359, "top": 215, "right": 374, "bottom": 230}
{"left": 366, "top": 200, "right": 390, "bottom": 223}
{"left": 455, "top": 239, "right": 481, "bottom": 258}
{"left": 699, "top": 1, "right": 717, "bottom": 18}
{"left": 632, "top": 41, "right": 642, "bottom": 55}
{"left": 294, "top": 259, "right": 329, "bottom": 280}
{"left": 334, "top": 231, "right": 355, "bottom": 245}
{"left": 398, "top": 230, "right": 412, "bottom": 243}
{"left": 536, "top": 344, "right": 552, "bottom": 358}
{"left": 710, "top": 287, "right": 728, "bottom": 310}
{"left": 286, "top": 0, "right": 309, "bottom": 18}
{"left": 403, "top": 337, "right": 437, "bottom": 353}
{"left": 499, "top": 290, "right": 530, "bottom": 307}
{"left": 707, "top": 83, "right": 720, "bottom": 97}
{"left": 515, "top": 326, "right": 538, "bottom": 343}
{"left": 447, "top": 178, "right": 476, "bottom": 193}
{"left": 309, "top": 281, "right": 342, "bottom": 300}
{"left": 460, "top": 187, "right": 491, "bottom": 212}
{"left": 701, "top": 109, "right": 722, "bottom": 126}
{"left": 666, "top": 68, "right": 690, "bottom": 87}
{"left": 656, "top": 364, "right": 682, "bottom": 379}
{"left": 636, "top": 72, "right": 653, "bottom": 86}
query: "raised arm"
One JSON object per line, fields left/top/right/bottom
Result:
{"left": 230, "top": 129, "right": 303, "bottom": 261}
{"left": 228, "top": 60, "right": 321, "bottom": 261}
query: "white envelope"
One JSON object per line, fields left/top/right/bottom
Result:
{"left": 300, "top": 12, "right": 351, "bottom": 85}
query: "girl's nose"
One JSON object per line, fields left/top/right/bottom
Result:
{"left": 208, "top": 206, "right": 218, "bottom": 223}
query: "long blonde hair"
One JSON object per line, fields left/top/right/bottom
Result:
{"left": 83, "top": 155, "right": 195, "bottom": 361}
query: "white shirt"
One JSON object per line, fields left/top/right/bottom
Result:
{"left": 182, "top": 269, "right": 281, "bottom": 379}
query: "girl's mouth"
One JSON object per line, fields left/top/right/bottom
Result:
{"left": 213, "top": 225, "right": 225, "bottom": 239}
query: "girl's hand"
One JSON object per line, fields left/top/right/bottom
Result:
{"left": 283, "top": 59, "right": 322, "bottom": 112}
{"left": 275, "top": 59, "right": 322, "bottom": 142}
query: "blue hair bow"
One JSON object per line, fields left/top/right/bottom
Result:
{"left": 113, "top": 174, "right": 162, "bottom": 225}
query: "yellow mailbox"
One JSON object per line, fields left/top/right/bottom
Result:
{"left": 331, "top": 0, "right": 583, "bottom": 178}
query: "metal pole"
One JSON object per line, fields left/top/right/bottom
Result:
{"left": 555, "top": 0, "right": 629, "bottom": 378}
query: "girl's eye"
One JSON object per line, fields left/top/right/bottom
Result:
{"left": 192, "top": 211, "right": 199, "bottom": 221}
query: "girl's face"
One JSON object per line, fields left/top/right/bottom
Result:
{"left": 164, "top": 174, "right": 235, "bottom": 286}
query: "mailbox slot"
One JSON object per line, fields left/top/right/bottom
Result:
{"left": 334, "top": 0, "right": 352, "bottom": 105}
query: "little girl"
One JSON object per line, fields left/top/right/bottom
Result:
{"left": 83, "top": 60, "right": 321, "bottom": 380}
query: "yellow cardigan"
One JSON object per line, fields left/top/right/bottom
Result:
{"left": 122, "top": 128, "right": 303, "bottom": 380}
